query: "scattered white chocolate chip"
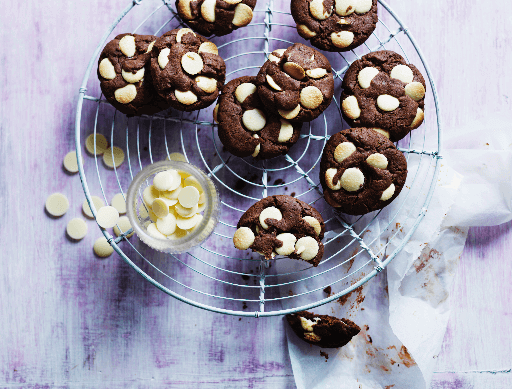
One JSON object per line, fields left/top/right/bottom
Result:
{"left": 152, "top": 198, "right": 170, "bottom": 219}
{"left": 198, "top": 41, "right": 218, "bottom": 55}
{"left": 111, "top": 193, "right": 126, "bottom": 214}
{"left": 181, "top": 52, "right": 204, "bottom": 75}
{"left": 342, "top": 95, "right": 361, "bottom": 119}
{"left": 114, "top": 216, "right": 134, "bottom": 238}
{"left": 309, "top": 0, "right": 332, "bottom": 20}
{"left": 235, "top": 83, "right": 257, "bottom": 103}
{"left": 233, "top": 227, "right": 255, "bottom": 250}
{"left": 303, "top": 216, "right": 321, "bottom": 236}
{"left": 147, "top": 222, "right": 167, "bottom": 239}
{"left": 372, "top": 128, "right": 390, "bottom": 138}
{"left": 283, "top": 62, "right": 305, "bottom": 80}
{"left": 175, "top": 90, "right": 198, "bottom": 105}
{"left": 366, "top": 153, "right": 388, "bottom": 169}
{"left": 259, "top": 206, "right": 282, "bottom": 229}
{"left": 410, "top": 107, "right": 424, "bottom": 128}
{"left": 306, "top": 68, "right": 327, "bottom": 79}
{"left": 96, "top": 206, "right": 120, "bottom": 229}
{"left": 98, "top": 58, "right": 116, "bottom": 80}
{"left": 300, "top": 86, "right": 323, "bottom": 109}
{"left": 85, "top": 133, "right": 108, "bottom": 156}
{"left": 277, "top": 119, "right": 294, "bottom": 142}
{"left": 121, "top": 68, "right": 145, "bottom": 84}
{"left": 143, "top": 185, "right": 160, "bottom": 208}
{"left": 377, "top": 94, "right": 400, "bottom": 111}
{"left": 304, "top": 332, "right": 321, "bottom": 342}
{"left": 156, "top": 213, "right": 177, "bottom": 236}
{"left": 405, "top": 82, "right": 426, "bottom": 101}
{"left": 340, "top": 167, "right": 364, "bottom": 192}
{"left": 63, "top": 151, "right": 83, "bottom": 174}
{"left": 177, "top": 0, "right": 194, "bottom": 19}
{"left": 279, "top": 105, "right": 301, "bottom": 120}
{"left": 213, "top": 103, "right": 219, "bottom": 123}
{"left": 153, "top": 170, "right": 174, "bottom": 191}
{"left": 114, "top": 84, "right": 137, "bottom": 104}
{"left": 354, "top": 0, "right": 373, "bottom": 13}
{"left": 146, "top": 41, "right": 155, "bottom": 53}
{"left": 103, "top": 146, "right": 125, "bottom": 168}
{"left": 390, "top": 64, "right": 414, "bottom": 84}
{"left": 325, "top": 168, "right": 341, "bottom": 190}
{"left": 158, "top": 48, "right": 170, "bottom": 69}
{"left": 66, "top": 218, "right": 88, "bottom": 240}
{"left": 183, "top": 176, "right": 203, "bottom": 192}
{"left": 178, "top": 186, "right": 200, "bottom": 208}
{"left": 275, "top": 233, "right": 297, "bottom": 256}
{"left": 331, "top": 31, "right": 354, "bottom": 48}
{"left": 46, "top": 193, "right": 69, "bottom": 217}
{"left": 93, "top": 237, "right": 114, "bottom": 258}
{"left": 334, "top": 142, "right": 356, "bottom": 163}
{"left": 177, "top": 214, "right": 203, "bottom": 230}
{"left": 242, "top": 109, "right": 266, "bottom": 132}
{"left": 232, "top": 3, "right": 253, "bottom": 27}
{"left": 201, "top": 0, "right": 216, "bottom": 22}
{"left": 295, "top": 236, "right": 319, "bottom": 261}
{"left": 358, "top": 67, "right": 379, "bottom": 89}
{"left": 266, "top": 74, "right": 282, "bottom": 91}
{"left": 297, "top": 24, "right": 317, "bottom": 38}
{"left": 83, "top": 196, "right": 105, "bottom": 219}
{"left": 335, "top": 0, "right": 355, "bottom": 16}
{"left": 252, "top": 142, "right": 261, "bottom": 158}
{"left": 119, "top": 35, "right": 136, "bottom": 57}
{"left": 300, "top": 316, "right": 319, "bottom": 332}
{"left": 380, "top": 183, "right": 395, "bottom": 201}
{"left": 161, "top": 184, "right": 182, "bottom": 200}
{"left": 175, "top": 202, "right": 199, "bottom": 217}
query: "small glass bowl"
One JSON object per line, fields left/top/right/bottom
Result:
{"left": 126, "top": 161, "right": 220, "bottom": 253}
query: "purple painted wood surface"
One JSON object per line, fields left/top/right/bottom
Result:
{"left": 0, "top": 0, "right": 511, "bottom": 388}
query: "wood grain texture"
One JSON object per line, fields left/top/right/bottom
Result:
{"left": 0, "top": 0, "right": 510, "bottom": 388}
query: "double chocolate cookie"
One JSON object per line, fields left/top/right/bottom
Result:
{"left": 286, "top": 311, "right": 360, "bottom": 348}
{"left": 341, "top": 50, "right": 426, "bottom": 142}
{"left": 291, "top": 0, "right": 378, "bottom": 52}
{"left": 320, "top": 128, "right": 407, "bottom": 215}
{"left": 256, "top": 44, "right": 334, "bottom": 123}
{"left": 150, "top": 28, "right": 226, "bottom": 111}
{"left": 216, "top": 76, "right": 302, "bottom": 159}
{"left": 233, "top": 195, "right": 325, "bottom": 266}
{"left": 176, "top": 0, "right": 256, "bottom": 37}
{"left": 97, "top": 34, "right": 169, "bottom": 116}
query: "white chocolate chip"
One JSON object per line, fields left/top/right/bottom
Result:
{"left": 156, "top": 213, "right": 177, "bottom": 236}
{"left": 176, "top": 214, "right": 203, "bottom": 230}
{"left": 183, "top": 176, "right": 203, "bottom": 193}
{"left": 147, "top": 222, "right": 167, "bottom": 239}
{"left": 300, "top": 86, "right": 323, "bottom": 109}
{"left": 232, "top": 3, "right": 253, "bottom": 27}
{"left": 342, "top": 95, "right": 361, "bottom": 119}
{"left": 177, "top": 0, "right": 194, "bottom": 19}
{"left": 338, "top": 18, "right": 350, "bottom": 24}
{"left": 175, "top": 90, "right": 198, "bottom": 105}
{"left": 358, "top": 67, "right": 379, "bottom": 89}
{"left": 354, "top": 0, "right": 373, "bottom": 13}
{"left": 266, "top": 74, "right": 282, "bottom": 91}
{"left": 390, "top": 64, "right": 414, "bottom": 84}
{"left": 283, "top": 62, "right": 306, "bottom": 80}
{"left": 114, "top": 216, "right": 134, "bottom": 238}
{"left": 93, "top": 237, "right": 114, "bottom": 257}
{"left": 335, "top": 0, "right": 354, "bottom": 16}
{"left": 252, "top": 141, "right": 261, "bottom": 158}
{"left": 242, "top": 109, "right": 266, "bottom": 132}
{"left": 340, "top": 167, "right": 364, "bottom": 192}
{"left": 235, "top": 83, "right": 257, "bottom": 103}
{"left": 119, "top": 35, "right": 136, "bottom": 57}
{"left": 158, "top": 48, "right": 171, "bottom": 69}
{"left": 167, "top": 227, "right": 189, "bottom": 240}
{"left": 201, "top": 0, "right": 216, "bottom": 22}
{"left": 153, "top": 170, "right": 174, "bottom": 191}
{"left": 121, "top": 68, "right": 145, "bottom": 84}
{"left": 304, "top": 332, "right": 321, "bottom": 342}
{"left": 198, "top": 41, "right": 218, "bottom": 55}
{"left": 410, "top": 107, "right": 424, "bottom": 128}
{"left": 160, "top": 197, "right": 178, "bottom": 208}
{"left": 310, "top": 0, "right": 332, "bottom": 20}
{"left": 380, "top": 183, "right": 395, "bottom": 201}
{"left": 275, "top": 233, "right": 297, "bottom": 256}
{"left": 306, "top": 68, "right": 327, "bottom": 79}
{"left": 98, "top": 58, "right": 116, "bottom": 80}
{"left": 372, "top": 128, "right": 390, "bottom": 138}
{"left": 377, "top": 94, "right": 400, "bottom": 111}
{"left": 103, "top": 146, "right": 125, "bottom": 168}
{"left": 148, "top": 208, "right": 158, "bottom": 223}
{"left": 178, "top": 186, "right": 200, "bottom": 208}
{"left": 269, "top": 49, "right": 286, "bottom": 63}
{"left": 111, "top": 193, "right": 126, "bottom": 214}
{"left": 195, "top": 76, "right": 217, "bottom": 93}
{"left": 213, "top": 103, "right": 219, "bottom": 123}
{"left": 279, "top": 105, "right": 301, "bottom": 120}
{"left": 63, "top": 150, "right": 83, "bottom": 174}
{"left": 325, "top": 168, "right": 341, "bottom": 190}
{"left": 366, "top": 153, "right": 388, "bottom": 169}
{"left": 146, "top": 41, "right": 155, "bottom": 53}
{"left": 259, "top": 206, "right": 282, "bottom": 229}
{"left": 85, "top": 133, "right": 108, "bottom": 156}
{"left": 96, "top": 206, "right": 120, "bottom": 229}
{"left": 233, "top": 227, "right": 255, "bottom": 250}
{"left": 45, "top": 193, "right": 69, "bottom": 217}
{"left": 181, "top": 52, "right": 204, "bottom": 75}
{"left": 300, "top": 316, "right": 319, "bottom": 332}
{"left": 175, "top": 202, "right": 199, "bottom": 217}
{"left": 114, "top": 84, "right": 137, "bottom": 104}
{"left": 143, "top": 185, "right": 160, "bottom": 207}
{"left": 161, "top": 184, "right": 182, "bottom": 200}
{"left": 224, "top": 0, "right": 242, "bottom": 3}
{"left": 297, "top": 24, "right": 317, "bottom": 38}
{"left": 152, "top": 198, "right": 169, "bottom": 219}
{"left": 295, "top": 236, "right": 319, "bottom": 261}
{"left": 331, "top": 30, "right": 354, "bottom": 48}
{"left": 334, "top": 142, "right": 356, "bottom": 163}
{"left": 82, "top": 196, "right": 105, "bottom": 219}
{"left": 302, "top": 216, "right": 321, "bottom": 236}
{"left": 405, "top": 82, "right": 426, "bottom": 101}
{"left": 198, "top": 192, "right": 206, "bottom": 205}
{"left": 277, "top": 119, "right": 294, "bottom": 142}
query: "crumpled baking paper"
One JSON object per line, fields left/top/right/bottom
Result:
{"left": 286, "top": 112, "right": 512, "bottom": 389}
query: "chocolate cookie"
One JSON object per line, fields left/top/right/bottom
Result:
{"left": 340, "top": 50, "right": 426, "bottom": 142}
{"left": 216, "top": 76, "right": 302, "bottom": 159}
{"left": 150, "top": 28, "right": 226, "bottom": 111}
{"left": 233, "top": 195, "right": 325, "bottom": 266}
{"left": 255, "top": 44, "right": 334, "bottom": 123}
{"left": 97, "top": 34, "right": 169, "bottom": 116}
{"left": 176, "top": 0, "right": 256, "bottom": 37}
{"left": 320, "top": 127, "right": 407, "bottom": 215}
{"left": 291, "top": 0, "right": 378, "bottom": 52}
{"left": 286, "top": 311, "right": 360, "bottom": 348}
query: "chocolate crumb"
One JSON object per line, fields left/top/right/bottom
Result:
{"left": 290, "top": 192, "right": 296, "bottom": 197}
{"left": 320, "top": 351, "right": 329, "bottom": 361}
{"left": 241, "top": 274, "right": 250, "bottom": 281}
{"left": 242, "top": 302, "right": 248, "bottom": 309}
{"left": 274, "top": 178, "right": 284, "bottom": 185}
{"left": 323, "top": 286, "right": 332, "bottom": 295}
{"left": 285, "top": 186, "right": 288, "bottom": 191}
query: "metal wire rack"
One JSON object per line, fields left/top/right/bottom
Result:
{"left": 75, "top": 0, "right": 442, "bottom": 317}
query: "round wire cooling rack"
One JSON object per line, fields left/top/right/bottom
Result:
{"left": 75, "top": 0, "right": 442, "bottom": 317}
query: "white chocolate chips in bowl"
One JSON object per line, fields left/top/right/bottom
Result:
{"left": 126, "top": 161, "right": 219, "bottom": 253}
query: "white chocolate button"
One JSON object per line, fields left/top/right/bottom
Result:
{"left": 178, "top": 186, "right": 200, "bottom": 208}
{"left": 98, "top": 58, "right": 116, "bottom": 80}
{"left": 198, "top": 41, "right": 218, "bottom": 55}
{"left": 325, "top": 168, "right": 341, "bottom": 190}
{"left": 66, "top": 218, "right": 88, "bottom": 240}
{"left": 45, "top": 193, "right": 69, "bottom": 217}
{"left": 153, "top": 170, "right": 174, "bottom": 191}
{"left": 195, "top": 76, "right": 217, "bottom": 93}
{"left": 152, "top": 198, "right": 169, "bottom": 219}
{"left": 405, "top": 82, "right": 426, "bottom": 101}
{"left": 82, "top": 196, "right": 105, "bottom": 219}
{"left": 156, "top": 213, "right": 177, "bottom": 236}
{"left": 160, "top": 197, "right": 178, "bottom": 207}
{"left": 259, "top": 206, "right": 282, "bottom": 229}
{"left": 158, "top": 48, "right": 171, "bottom": 69}
{"left": 252, "top": 140, "right": 261, "bottom": 158}
{"left": 114, "top": 216, "right": 134, "bottom": 238}
{"left": 103, "top": 146, "right": 125, "bottom": 168}
{"left": 198, "top": 192, "right": 206, "bottom": 205}
{"left": 372, "top": 128, "right": 390, "bottom": 138}
{"left": 96, "top": 206, "right": 120, "bottom": 228}
{"left": 148, "top": 208, "right": 158, "bottom": 223}
{"left": 297, "top": 24, "right": 317, "bottom": 38}
{"left": 310, "top": 0, "right": 332, "bottom": 20}
{"left": 233, "top": 227, "right": 255, "bottom": 250}
{"left": 85, "top": 133, "right": 108, "bottom": 155}
{"left": 175, "top": 202, "right": 199, "bottom": 217}
{"left": 224, "top": 0, "right": 242, "bottom": 3}
{"left": 358, "top": 67, "right": 379, "bottom": 89}
{"left": 242, "top": 109, "right": 266, "bottom": 132}
{"left": 114, "top": 84, "right": 137, "bottom": 104}
{"left": 181, "top": 52, "right": 203, "bottom": 75}
{"left": 306, "top": 68, "right": 327, "bottom": 79}
{"left": 167, "top": 227, "right": 189, "bottom": 240}
{"left": 266, "top": 74, "right": 282, "bottom": 91}
{"left": 295, "top": 236, "right": 319, "bottom": 261}
{"left": 342, "top": 95, "right": 361, "bottom": 119}
{"left": 63, "top": 151, "right": 83, "bottom": 174}
{"left": 213, "top": 103, "right": 219, "bottom": 123}
{"left": 338, "top": 18, "right": 350, "bottom": 24}
{"left": 201, "top": 0, "right": 216, "bottom": 22}
{"left": 111, "top": 193, "right": 126, "bottom": 214}
{"left": 177, "top": 214, "right": 203, "bottom": 230}
{"left": 331, "top": 31, "right": 354, "bottom": 48}
{"left": 121, "top": 68, "right": 144, "bottom": 84}
{"left": 300, "top": 316, "right": 319, "bottom": 332}
{"left": 283, "top": 62, "right": 306, "bottom": 80}
{"left": 300, "top": 86, "right": 323, "bottom": 109}
{"left": 279, "top": 105, "right": 301, "bottom": 120}
{"left": 380, "top": 183, "right": 395, "bottom": 201}
{"left": 146, "top": 41, "right": 155, "bottom": 53}
{"left": 340, "top": 167, "right": 364, "bottom": 192}
{"left": 366, "top": 153, "right": 388, "bottom": 169}
{"left": 176, "top": 28, "right": 196, "bottom": 43}
{"left": 390, "top": 64, "right": 414, "bottom": 84}
{"left": 119, "top": 35, "right": 136, "bottom": 57}
{"left": 143, "top": 185, "right": 160, "bottom": 207}
{"left": 165, "top": 169, "right": 182, "bottom": 191}
{"left": 183, "top": 176, "right": 203, "bottom": 192}
{"left": 232, "top": 3, "right": 253, "bottom": 27}
{"left": 161, "top": 184, "right": 182, "bottom": 200}
{"left": 277, "top": 119, "right": 294, "bottom": 143}
{"left": 303, "top": 216, "right": 321, "bottom": 236}
{"left": 410, "top": 108, "right": 424, "bottom": 128}
{"left": 235, "top": 83, "right": 257, "bottom": 103}
{"left": 354, "top": 0, "right": 372, "bottom": 13}
{"left": 177, "top": 0, "right": 194, "bottom": 19}
{"left": 175, "top": 90, "right": 198, "bottom": 105}
{"left": 93, "top": 237, "right": 114, "bottom": 257}
{"left": 275, "top": 233, "right": 297, "bottom": 256}
{"left": 334, "top": 142, "right": 356, "bottom": 163}
{"left": 147, "top": 222, "right": 167, "bottom": 239}
{"left": 304, "top": 332, "right": 321, "bottom": 342}
{"left": 377, "top": 94, "right": 400, "bottom": 111}
{"left": 335, "top": 0, "right": 355, "bottom": 16}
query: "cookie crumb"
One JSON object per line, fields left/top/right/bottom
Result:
{"left": 323, "top": 286, "right": 331, "bottom": 295}
{"left": 320, "top": 351, "right": 329, "bottom": 361}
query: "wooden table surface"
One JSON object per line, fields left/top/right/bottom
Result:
{"left": 1, "top": 0, "right": 511, "bottom": 388}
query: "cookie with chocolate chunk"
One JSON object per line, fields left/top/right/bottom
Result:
{"left": 150, "top": 28, "right": 226, "bottom": 111}
{"left": 286, "top": 311, "right": 360, "bottom": 348}
{"left": 217, "top": 76, "right": 302, "bottom": 159}
{"left": 291, "top": 0, "right": 378, "bottom": 52}
{"left": 340, "top": 50, "right": 426, "bottom": 142}
{"left": 97, "top": 33, "right": 169, "bottom": 116}
{"left": 176, "top": 0, "right": 256, "bottom": 37}
{"left": 233, "top": 195, "right": 325, "bottom": 266}
{"left": 320, "top": 127, "right": 407, "bottom": 215}
{"left": 256, "top": 44, "right": 334, "bottom": 123}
